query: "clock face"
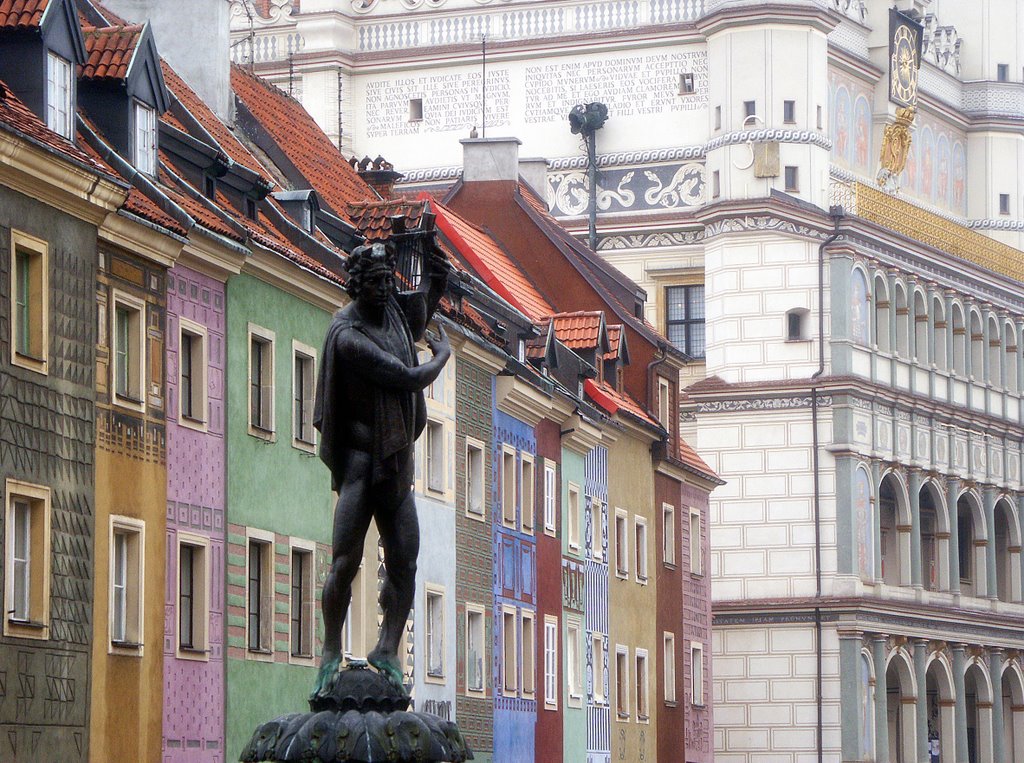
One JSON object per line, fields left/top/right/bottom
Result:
{"left": 890, "top": 24, "right": 919, "bottom": 106}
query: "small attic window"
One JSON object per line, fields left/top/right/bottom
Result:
{"left": 204, "top": 175, "right": 217, "bottom": 200}
{"left": 409, "top": 98, "right": 423, "bottom": 122}
{"left": 246, "top": 198, "right": 259, "bottom": 221}
{"left": 786, "top": 309, "right": 810, "bottom": 341}
{"left": 46, "top": 51, "right": 73, "bottom": 139}
{"left": 133, "top": 101, "right": 157, "bottom": 176}
{"left": 678, "top": 73, "right": 695, "bottom": 95}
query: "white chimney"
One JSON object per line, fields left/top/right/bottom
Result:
{"left": 518, "top": 157, "right": 548, "bottom": 196}
{"left": 460, "top": 137, "right": 521, "bottom": 183}
{"left": 102, "top": 0, "right": 233, "bottom": 123}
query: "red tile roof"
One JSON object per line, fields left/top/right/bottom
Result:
{"left": 0, "top": 0, "right": 47, "bottom": 29}
{"left": 678, "top": 439, "right": 718, "bottom": 482}
{"left": 426, "top": 195, "right": 554, "bottom": 321}
{"left": 547, "top": 311, "right": 605, "bottom": 351}
{"left": 584, "top": 378, "right": 658, "bottom": 428}
{"left": 0, "top": 79, "right": 112, "bottom": 175}
{"left": 231, "top": 65, "right": 377, "bottom": 218}
{"left": 80, "top": 24, "right": 142, "bottom": 80}
{"left": 346, "top": 198, "right": 426, "bottom": 241}
{"left": 604, "top": 324, "right": 622, "bottom": 360}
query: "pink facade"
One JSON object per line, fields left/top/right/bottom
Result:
{"left": 681, "top": 481, "right": 714, "bottom": 763}
{"left": 163, "top": 265, "right": 227, "bottom": 761}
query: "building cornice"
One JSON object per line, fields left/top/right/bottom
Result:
{"left": 176, "top": 233, "right": 247, "bottom": 281}
{"left": 696, "top": 2, "right": 837, "bottom": 38}
{"left": 452, "top": 331, "right": 505, "bottom": 375}
{"left": 560, "top": 411, "right": 606, "bottom": 455}
{"left": 99, "top": 211, "right": 185, "bottom": 268}
{"left": 243, "top": 245, "right": 346, "bottom": 312}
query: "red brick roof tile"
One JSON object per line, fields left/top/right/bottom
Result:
{"left": 604, "top": 324, "right": 622, "bottom": 360}
{"left": 0, "top": 0, "right": 47, "bottom": 29}
{"left": 231, "top": 65, "right": 377, "bottom": 217}
{"left": 346, "top": 198, "right": 425, "bottom": 241}
{"left": 678, "top": 439, "right": 719, "bottom": 482}
{"left": 80, "top": 24, "right": 142, "bottom": 80}
{"left": 584, "top": 378, "right": 658, "bottom": 428}
{"left": 547, "top": 311, "right": 605, "bottom": 351}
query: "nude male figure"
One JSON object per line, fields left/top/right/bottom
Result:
{"left": 312, "top": 241, "right": 449, "bottom": 694}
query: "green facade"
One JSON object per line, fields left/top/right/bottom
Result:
{"left": 560, "top": 447, "right": 587, "bottom": 760}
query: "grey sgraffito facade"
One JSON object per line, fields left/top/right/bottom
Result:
{"left": 0, "top": 185, "right": 98, "bottom": 762}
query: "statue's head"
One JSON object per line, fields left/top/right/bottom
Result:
{"left": 344, "top": 242, "right": 397, "bottom": 303}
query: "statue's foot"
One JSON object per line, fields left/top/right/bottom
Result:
{"left": 311, "top": 651, "right": 342, "bottom": 701}
{"left": 367, "top": 647, "right": 406, "bottom": 694}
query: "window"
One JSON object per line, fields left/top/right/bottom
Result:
{"left": 426, "top": 420, "right": 444, "bottom": 493}
{"left": 4, "top": 481, "right": 51, "bottom": 639}
{"left": 46, "top": 51, "right": 72, "bottom": 138}
{"left": 691, "top": 643, "right": 704, "bottom": 705}
{"left": 544, "top": 616, "right": 558, "bottom": 709}
{"left": 567, "top": 483, "right": 581, "bottom": 550}
{"left": 635, "top": 649, "right": 649, "bottom": 721}
{"left": 133, "top": 101, "right": 157, "bottom": 175}
{"left": 503, "top": 606, "right": 518, "bottom": 693}
{"left": 997, "top": 63, "right": 1009, "bottom": 82}
{"left": 425, "top": 587, "right": 445, "bottom": 679}
{"left": 743, "top": 100, "right": 756, "bottom": 119}
{"left": 10, "top": 230, "right": 48, "bottom": 374}
{"left": 589, "top": 499, "right": 603, "bottom": 562}
{"left": 522, "top": 610, "right": 535, "bottom": 697}
{"left": 246, "top": 197, "right": 259, "bottom": 221}
{"left": 203, "top": 174, "right": 217, "bottom": 200}
{"left": 666, "top": 285, "right": 705, "bottom": 359}
{"left": 787, "top": 308, "right": 809, "bottom": 341}
{"left": 290, "top": 546, "right": 314, "bottom": 659}
{"left": 409, "top": 97, "right": 423, "bottom": 121}
{"left": 466, "top": 439, "right": 485, "bottom": 516}
{"left": 293, "top": 343, "right": 315, "bottom": 447}
{"left": 679, "top": 73, "right": 695, "bottom": 94}
{"left": 110, "top": 517, "right": 145, "bottom": 651}
{"left": 521, "top": 455, "right": 535, "bottom": 533}
{"left": 249, "top": 325, "right": 275, "bottom": 435}
{"left": 112, "top": 292, "right": 146, "bottom": 405}
{"left": 783, "top": 100, "right": 796, "bottom": 123}
{"left": 341, "top": 562, "right": 362, "bottom": 658}
{"left": 179, "top": 319, "right": 207, "bottom": 426}
{"left": 466, "top": 605, "right": 485, "bottom": 694}
{"left": 714, "top": 105, "right": 721, "bottom": 130}
{"left": 690, "top": 508, "right": 702, "bottom": 575}
{"left": 177, "top": 533, "right": 209, "bottom": 658}
{"left": 999, "top": 194, "right": 1010, "bottom": 215}
{"left": 502, "top": 446, "right": 516, "bottom": 527}
{"left": 615, "top": 645, "right": 630, "bottom": 718}
{"left": 634, "top": 517, "right": 648, "bottom": 583}
{"left": 657, "top": 376, "right": 671, "bottom": 428}
{"left": 662, "top": 504, "right": 676, "bottom": 566}
{"left": 712, "top": 170, "right": 720, "bottom": 198}
{"left": 543, "top": 462, "right": 557, "bottom": 534}
{"left": 247, "top": 536, "right": 273, "bottom": 654}
{"left": 567, "top": 618, "right": 582, "bottom": 704}
{"left": 615, "top": 509, "right": 629, "bottom": 578}
{"left": 816, "top": 105, "right": 823, "bottom": 130}
{"left": 785, "top": 165, "right": 799, "bottom": 192}
{"left": 664, "top": 632, "right": 677, "bottom": 703}
{"left": 593, "top": 633, "right": 605, "bottom": 702}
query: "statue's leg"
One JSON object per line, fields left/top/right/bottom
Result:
{"left": 367, "top": 485, "right": 419, "bottom": 690}
{"left": 315, "top": 453, "right": 374, "bottom": 695}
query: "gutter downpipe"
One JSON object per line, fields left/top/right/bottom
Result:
{"left": 811, "top": 206, "right": 843, "bottom": 763}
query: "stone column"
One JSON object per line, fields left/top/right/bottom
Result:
{"left": 914, "top": 639, "right": 929, "bottom": 763}
{"left": 985, "top": 486, "right": 998, "bottom": 600}
{"left": 947, "top": 476, "right": 961, "bottom": 594}
{"left": 909, "top": 469, "right": 922, "bottom": 589}
{"left": 953, "top": 644, "right": 969, "bottom": 763}
{"left": 991, "top": 648, "right": 1005, "bottom": 763}
{"left": 839, "top": 632, "right": 865, "bottom": 762}
{"left": 874, "top": 636, "right": 890, "bottom": 762}
{"left": 963, "top": 299, "right": 974, "bottom": 381}
{"left": 944, "top": 290, "right": 957, "bottom": 378}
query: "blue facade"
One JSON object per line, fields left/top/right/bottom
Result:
{"left": 493, "top": 394, "right": 538, "bottom": 762}
{"left": 584, "top": 446, "right": 610, "bottom": 763}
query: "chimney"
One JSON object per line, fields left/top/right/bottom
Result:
{"left": 518, "top": 157, "right": 548, "bottom": 197}
{"left": 353, "top": 155, "right": 403, "bottom": 200}
{"left": 460, "top": 137, "right": 522, "bottom": 183}
{"left": 102, "top": 0, "right": 233, "bottom": 123}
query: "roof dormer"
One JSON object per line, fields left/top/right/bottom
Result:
{"left": 77, "top": 22, "right": 168, "bottom": 176}
{"left": 0, "top": 0, "right": 85, "bottom": 140}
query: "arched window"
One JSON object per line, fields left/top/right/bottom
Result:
{"left": 965, "top": 661, "right": 994, "bottom": 762}
{"left": 932, "top": 296, "right": 947, "bottom": 371}
{"left": 879, "top": 475, "right": 909, "bottom": 586}
{"left": 952, "top": 303, "right": 966, "bottom": 377}
{"left": 850, "top": 269, "right": 870, "bottom": 345}
{"left": 988, "top": 315, "right": 1002, "bottom": 388}
{"left": 894, "top": 282, "right": 909, "bottom": 358}
{"left": 926, "top": 656, "right": 955, "bottom": 763}
{"left": 970, "top": 310, "right": 984, "bottom": 381}
{"left": 994, "top": 499, "right": 1021, "bottom": 603}
{"left": 1005, "top": 321, "right": 1019, "bottom": 394}
{"left": 920, "top": 483, "right": 948, "bottom": 592}
{"left": 913, "top": 290, "right": 928, "bottom": 365}
{"left": 958, "top": 493, "right": 987, "bottom": 598}
{"left": 1002, "top": 664, "right": 1024, "bottom": 763}
{"left": 874, "top": 274, "right": 891, "bottom": 353}
{"left": 886, "top": 652, "right": 917, "bottom": 763}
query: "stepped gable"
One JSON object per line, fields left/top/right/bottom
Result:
{"left": 232, "top": 64, "right": 378, "bottom": 218}
{"left": 0, "top": 0, "right": 47, "bottom": 28}
{"left": 79, "top": 23, "right": 141, "bottom": 80}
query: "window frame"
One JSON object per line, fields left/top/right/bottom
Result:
{"left": 288, "top": 540, "right": 315, "bottom": 663}
{"left": 520, "top": 453, "right": 535, "bottom": 534}
{"left": 691, "top": 642, "right": 705, "bottom": 706}
{"left": 657, "top": 376, "right": 672, "bottom": 429}
{"left": 248, "top": 323, "right": 276, "bottom": 438}
{"left": 111, "top": 290, "right": 147, "bottom": 411}
{"left": 543, "top": 614, "right": 558, "bottom": 710}
{"left": 178, "top": 317, "right": 208, "bottom": 430}
{"left": 465, "top": 603, "right": 486, "bottom": 696}
{"left": 521, "top": 609, "right": 536, "bottom": 698}
{"left": 9, "top": 230, "right": 49, "bottom": 375}
{"left": 3, "top": 480, "right": 51, "bottom": 640}
{"left": 566, "top": 616, "right": 583, "bottom": 707}
{"left": 665, "top": 284, "right": 705, "bottom": 359}
{"left": 615, "top": 644, "right": 630, "bottom": 720}
{"left": 543, "top": 461, "right": 557, "bottom": 536}
{"left": 176, "top": 531, "right": 210, "bottom": 661}
{"left": 664, "top": 631, "right": 677, "bottom": 704}
{"left": 783, "top": 99, "right": 796, "bottom": 124}
{"left": 567, "top": 482, "right": 581, "bottom": 552}
{"left": 246, "top": 529, "right": 275, "bottom": 660}
{"left": 465, "top": 437, "right": 486, "bottom": 519}
{"left": 425, "top": 419, "right": 445, "bottom": 494}
{"left": 614, "top": 508, "right": 629, "bottom": 578}
{"left": 589, "top": 498, "right": 604, "bottom": 562}
{"left": 784, "top": 165, "right": 800, "bottom": 192}
{"left": 45, "top": 50, "right": 73, "bottom": 139}
{"left": 109, "top": 515, "right": 146, "bottom": 655}
{"left": 424, "top": 584, "right": 446, "bottom": 682}
{"left": 662, "top": 503, "right": 676, "bottom": 567}
{"left": 501, "top": 445, "right": 517, "bottom": 528}
{"left": 634, "top": 515, "right": 648, "bottom": 584}
{"left": 132, "top": 99, "right": 157, "bottom": 176}
{"left": 592, "top": 632, "right": 606, "bottom": 703}
{"left": 689, "top": 508, "right": 703, "bottom": 576}
{"left": 292, "top": 340, "right": 317, "bottom": 450}
{"left": 502, "top": 605, "right": 518, "bottom": 694}
{"left": 635, "top": 648, "right": 650, "bottom": 722}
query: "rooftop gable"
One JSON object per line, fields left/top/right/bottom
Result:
{"left": 81, "top": 22, "right": 168, "bottom": 112}
{"left": 0, "top": 0, "right": 47, "bottom": 29}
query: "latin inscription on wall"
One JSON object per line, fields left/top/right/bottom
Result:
{"left": 524, "top": 50, "right": 708, "bottom": 123}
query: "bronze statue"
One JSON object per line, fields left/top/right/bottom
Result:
{"left": 312, "top": 240, "right": 450, "bottom": 694}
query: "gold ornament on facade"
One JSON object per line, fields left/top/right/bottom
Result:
{"left": 876, "top": 106, "right": 916, "bottom": 193}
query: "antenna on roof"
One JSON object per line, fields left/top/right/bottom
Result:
{"left": 480, "top": 34, "right": 487, "bottom": 138}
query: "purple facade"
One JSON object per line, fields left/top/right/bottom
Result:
{"left": 163, "top": 265, "right": 227, "bottom": 760}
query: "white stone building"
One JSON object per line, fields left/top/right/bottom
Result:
{"left": 232, "top": 0, "right": 1024, "bottom": 760}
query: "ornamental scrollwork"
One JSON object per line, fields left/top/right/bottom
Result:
{"left": 696, "top": 396, "right": 832, "bottom": 414}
